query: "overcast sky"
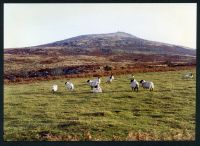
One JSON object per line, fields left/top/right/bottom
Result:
{"left": 4, "top": 3, "right": 197, "bottom": 49}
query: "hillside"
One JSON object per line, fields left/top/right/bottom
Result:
{"left": 5, "top": 32, "right": 196, "bottom": 56}
{"left": 4, "top": 32, "right": 196, "bottom": 83}
{"left": 38, "top": 31, "right": 195, "bottom": 56}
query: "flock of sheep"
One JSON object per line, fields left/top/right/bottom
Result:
{"left": 51, "top": 75, "right": 114, "bottom": 94}
{"left": 52, "top": 75, "right": 154, "bottom": 93}
{"left": 51, "top": 72, "right": 194, "bottom": 94}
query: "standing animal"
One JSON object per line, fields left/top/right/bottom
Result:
{"left": 52, "top": 84, "right": 58, "bottom": 94}
{"left": 106, "top": 75, "right": 114, "bottom": 83}
{"left": 140, "top": 80, "right": 154, "bottom": 91}
{"left": 183, "top": 73, "right": 193, "bottom": 79}
{"left": 65, "top": 81, "right": 74, "bottom": 91}
{"left": 130, "top": 79, "right": 139, "bottom": 92}
{"left": 87, "top": 77, "right": 101, "bottom": 89}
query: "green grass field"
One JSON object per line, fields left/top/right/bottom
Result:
{"left": 4, "top": 69, "right": 196, "bottom": 141}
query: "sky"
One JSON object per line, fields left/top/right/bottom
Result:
{"left": 4, "top": 3, "right": 197, "bottom": 49}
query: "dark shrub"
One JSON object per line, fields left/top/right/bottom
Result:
{"left": 104, "top": 65, "right": 112, "bottom": 71}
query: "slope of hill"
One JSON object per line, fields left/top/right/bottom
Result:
{"left": 4, "top": 32, "right": 196, "bottom": 56}
{"left": 34, "top": 31, "right": 195, "bottom": 56}
{"left": 4, "top": 32, "right": 196, "bottom": 83}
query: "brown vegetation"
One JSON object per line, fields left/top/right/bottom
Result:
{"left": 37, "top": 129, "right": 194, "bottom": 141}
{"left": 4, "top": 50, "right": 196, "bottom": 85}
{"left": 4, "top": 65, "right": 195, "bottom": 85}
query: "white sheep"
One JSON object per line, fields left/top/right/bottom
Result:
{"left": 87, "top": 77, "right": 101, "bottom": 89}
{"left": 130, "top": 79, "right": 139, "bottom": 92}
{"left": 92, "top": 84, "right": 102, "bottom": 93}
{"left": 52, "top": 84, "right": 58, "bottom": 93}
{"left": 140, "top": 80, "right": 154, "bottom": 91}
{"left": 106, "top": 75, "right": 114, "bottom": 83}
{"left": 183, "top": 73, "right": 193, "bottom": 79}
{"left": 65, "top": 81, "right": 74, "bottom": 91}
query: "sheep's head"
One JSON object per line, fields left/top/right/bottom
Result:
{"left": 65, "top": 81, "right": 70, "bottom": 85}
{"left": 140, "top": 80, "right": 145, "bottom": 84}
{"left": 130, "top": 79, "right": 134, "bottom": 83}
{"left": 94, "top": 83, "right": 100, "bottom": 88}
{"left": 87, "top": 80, "right": 90, "bottom": 83}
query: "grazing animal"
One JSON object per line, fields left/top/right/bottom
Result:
{"left": 92, "top": 83, "right": 102, "bottom": 93}
{"left": 87, "top": 77, "right": 101, "bottom": 89}
{"left": 65, "top": 81, "right": 74, "bottom": 91}
{"left": 130, "top": 79, "right": 139, "bottom": 92}
{"left": 140, "top": 80, "right": 154, "bottom": 91}
{"left": 52, "top": 84, "right": 58, "bottom": 94}
{"left": 183, "top": 73, "right": 193, "bottom": 79}
{"left": 106, "top": 75, "right": 114, "bottom": 83}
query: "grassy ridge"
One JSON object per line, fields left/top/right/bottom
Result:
{"left": 4, "top": 69, "right": 196, "bottom": 141}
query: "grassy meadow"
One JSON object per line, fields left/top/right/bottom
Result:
{"left": 4, "top": 69, "right": 196, "bottom": 141}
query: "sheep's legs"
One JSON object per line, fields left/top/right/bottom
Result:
{"left": 132, "top": 87, "right": 138, "bottom": 92}
{"left": 150, "top": 88, "right": 153, "bottom": 91}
